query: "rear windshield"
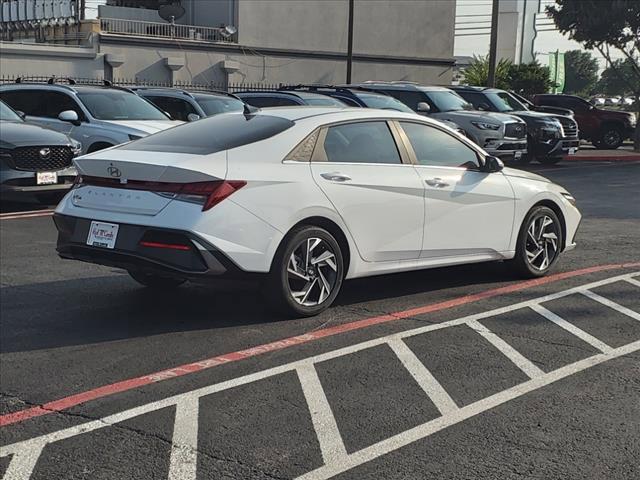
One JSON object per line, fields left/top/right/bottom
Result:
{"left": 120, "top": 113, "right": 294, "bottom": 154}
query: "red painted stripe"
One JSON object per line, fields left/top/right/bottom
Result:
{"left": 1, "top": 261, "right": 638, "bottom": 428}
{"left": 563, "top": 154, "right": 640, "bottom": 162}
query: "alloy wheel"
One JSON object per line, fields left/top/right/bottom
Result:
{"left": 602, "top": 129, "right": 622, "bottom": 148}
{"left": 525, "top": 214, "right": 560, "bottom": 271}
{"left": 287, "top": 237, "right": 338, "bottom": 306}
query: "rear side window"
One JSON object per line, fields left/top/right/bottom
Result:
{"left": 323, "top": 121, "right": 401, "bottom": 164}
{"left": 145, "top": 96, "right": 197, "bottom": 121}
{"left": 241, "top": 96, "right": 299, "bottom": 108}
{"left": 120, "top": 114, "right": 294, "bottom": 154}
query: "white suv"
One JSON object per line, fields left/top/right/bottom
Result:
{"left": 0, "top": 81, "right": 182, "bottom": 154}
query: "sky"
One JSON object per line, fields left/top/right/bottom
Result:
{"left": 454, "top": 0, "right": 625, "bottom": 71}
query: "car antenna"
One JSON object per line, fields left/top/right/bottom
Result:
{"left": 243, "top": 103, "right": 259, "bottom": 116}
{"left": 47, "top": 76, "right": 56, "bottom": 84}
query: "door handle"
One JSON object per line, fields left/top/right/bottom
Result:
{"left": 321, "top": 172, "right": 352, "bottom": 182}
{"left": 425, "top": 177, "right": 449, "bottom": 188}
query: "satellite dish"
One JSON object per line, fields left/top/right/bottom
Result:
{"left": 158, "top": 1, "right": 185, "bottom": 23}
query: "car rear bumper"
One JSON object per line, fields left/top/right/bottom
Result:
{"left": 53, "top": 214, "right": 261, "bottom": 282}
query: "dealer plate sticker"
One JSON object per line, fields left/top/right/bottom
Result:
{"left": 568, "top": 147, "right": 578, "bottom": 155}
{"left": 514, "top": 151, "right": 523, "bottom": 159}
{"left": 87, "top": 221, "right": 119, "bottom": 249}
{"left": 36, "top": 172, "right": 57, "bottom": 185}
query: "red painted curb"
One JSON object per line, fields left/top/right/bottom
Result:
{"left": 1, "top": 261, "right": 639, "bottom": 428}
{"left": 563, "top": 154, "right": 640, "bottom": 162}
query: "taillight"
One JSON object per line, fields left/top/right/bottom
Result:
{"left": 76, "top": 176, "right": 246, "bottom": 211}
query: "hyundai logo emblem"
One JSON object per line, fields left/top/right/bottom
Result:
{"left": 39, "top": 148, "right": 51, "bottom": 159}
{"left": 107, "top": 166, "right": 122, "bottom": 178}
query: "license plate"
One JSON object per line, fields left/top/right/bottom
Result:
{"left": 568, "top": 147, "right": 578, "bottom": 155}
{"left": 36, "top": 171, "right": 57, "bottom": 185}
{"left": 87, "top": 221, "right": 119, "bottom": 249}
{"left": 514, "top": 151, "right": 523, "bottom": 159}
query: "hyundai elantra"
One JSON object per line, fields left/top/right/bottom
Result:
{"left": 54, "top": 107, "right": 581, "bottom": 316}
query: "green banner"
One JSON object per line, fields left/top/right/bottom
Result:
{"left": 548, "top": 51, "right": 565, "bottom": 93}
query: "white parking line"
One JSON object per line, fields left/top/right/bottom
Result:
{"left": 467, "top": 319, "right": 545, "bottom": 379}
{"left": 624, "top": 277, "right": 640, "bottom": 288}
{"left": 580, "top": 289, "right": 640, "bottom": 321}
{"left": 1, "top": 272, "right": 639, "bottom": 480}
{"left": 168, "top": 397, "right": 199, "bottom": 480}
{"left": 297, "top": 364, "right": 347, "bottom": 463}
{"left": 530, "top": 304, "right": 613, "bottom": 353}
{"left": 387, "top": 338, "right": 458, "bottom": 415}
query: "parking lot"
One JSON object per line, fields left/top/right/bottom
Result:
{"left": 1, "top": 159, "right": 639, "bottom": 479}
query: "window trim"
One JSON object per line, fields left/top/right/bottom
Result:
{"left": 394, "top": 120, "right": 486, "bottom": 171}
{"left": 309, "top": 119, "right": 414, "bottom": 166}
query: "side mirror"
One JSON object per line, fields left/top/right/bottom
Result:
{"left": 484, "top": 155, "right": 504, "bottom": 173}
{"left": 187, "top": 113, "right": 201, "bottom": 122}
{"left": 478, "top": 103, "right": 491, "bottom": 111}
{"left": 16, "top": 110, "right": 26, "bottom": 120}
{"left": 58, "top": 110, "right": 80, "bottom": 125}
{"left": 416, "top": 102, "right": 431, "bottom": 113}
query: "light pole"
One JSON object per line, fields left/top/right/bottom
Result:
{"left": 487, "top": 0, "right": 500, "bottom": 87}
{"left": 346, "top": 0, "right": 354, "bottom": 84}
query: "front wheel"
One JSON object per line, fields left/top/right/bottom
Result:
{"left": 128, "top": 270, "right": 186, "bottom": 289}
{"left": 509, "top": 206, "right": 563, "bottom": 278}
{"left": 264, "top": 226, "right": 344, "bottom": 317}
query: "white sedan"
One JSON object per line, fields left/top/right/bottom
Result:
{"left": 54, "top": 107, "right": 581, "bottom": 316}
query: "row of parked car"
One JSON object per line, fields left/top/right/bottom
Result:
{"left": 0, "top": 78, "right": 635, "bottom": 203}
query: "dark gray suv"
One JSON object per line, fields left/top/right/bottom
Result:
{"left": 0, "top": 100, "right": 81, "bottom": 202}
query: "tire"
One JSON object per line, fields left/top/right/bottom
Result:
{"left": 536, "top": 156, "right": 562, "bottom": 165}
{"left": 509, "top": 206, "right": 563, "bottom": 278}
{"left": 264, "top": 225, "right": 344, "bottom": 317}
{"left": 128, "top": 270, "right": 186, "bottom": 289}
{"left": 512, "top": 153, "right": 533, "bottom": 165}
{"left": 595, "top": 126, "right": 623, "bottom": 149}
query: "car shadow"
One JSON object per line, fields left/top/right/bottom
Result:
{"left": 1, "top": 262, "right": 516, "bottom": 354}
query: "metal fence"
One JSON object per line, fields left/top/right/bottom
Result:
{"left": 99, "top": 18, "right": 237, "bottom": 44}
{"left": 0, "top": 75, "right": 283, "bottom": 93}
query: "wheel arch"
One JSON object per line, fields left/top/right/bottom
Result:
{"left": 87, "top": 141, "right": 115, "bottom": 153}
{"left": 272, "top": 216, "right": 352, "bottom": 277}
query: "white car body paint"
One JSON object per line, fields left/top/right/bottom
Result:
{"left": 56, "top": 107, "right": 581, "bottom": 278}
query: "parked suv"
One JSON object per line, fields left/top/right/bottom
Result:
{"left": 235, "top": 90, "right": 347, "bottom": 108}
{"left": 351, "top": 82, "right": 528, "bottom": 161}
{"left": 532, "top": 94, "right": 636, "bottom": 149}
{"left": 0, "top": 80, "right": 182, "bottom": 154}
{"left": 1, "top": 100, "right": 80, "bottom": 202}
{"left": 451, "top": 86, "right": 579, "bottom": 164}
{"left": 132, "top": 87, "right": 245, "bottom": 121}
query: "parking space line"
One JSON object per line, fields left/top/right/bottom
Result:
{"left": 530, "top": 304, "right": 613, "bottom": 353}
{"left": 387, "top": 338, "right": 458, "bottom": 415}
{"left": 580, "top": 290, "right": 640, "bottom": 321}
{"left": 624, "top": 277, "right": 640, "bottom": 288}
{"left": 4, "top": 263, "right": 638, "bottom": 430}
{"left": 2, "top": 272, "right": 638, "bottom": 480}
{"left": 1, "top": 441, "right": 45, "bottom": 480}
{"left": 296, "top": 364, "right": 348, "bottom": 463}
{"left": 466, "top": 319, "right": 545, "bottom": 379}
{"left": 297, "top": 340, "right": 640, "bottom": 480}
{"left": 167, "top": 397, "right": 200, "bottom": 480}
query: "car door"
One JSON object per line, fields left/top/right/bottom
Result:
{"left": 396, "top": 121, "right": 515, "bottom": 258}
{"left": 310, "top": 120, "right": 424, "bottom": 262}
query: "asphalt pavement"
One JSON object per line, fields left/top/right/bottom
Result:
{"left": 1, "top": 159, "right": 639, "bottom": 479}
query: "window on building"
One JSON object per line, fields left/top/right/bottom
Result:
{"left": 400, "top": 122, "right": 479, "bottom": 169}
{"left": 323, "top": 121, "right": 401, "bottom": 164}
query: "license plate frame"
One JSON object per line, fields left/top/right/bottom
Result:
{"left": 86, "top": 221, "right": 119, "bottom": 249}
{"left": 36, "top": 171, "right": 58, "bottom": 185}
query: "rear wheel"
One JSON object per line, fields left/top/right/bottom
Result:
{"left": 595, "top": 126, "right": 623, "bottom": 149}
{"left": 264, "top": 225, "right": 344, "bottom": 317}
{"left": 128, "top": 270, "right": 186, "bottom": 289}
{"left": 509, "top": 206, "right": 562, "bottom": 278}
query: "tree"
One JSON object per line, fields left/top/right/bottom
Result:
{"left": 547, "top": 0, "right": 640, "bottom": 150}
{"left": 462, "top": 55, "right": 511, "bottom": 89}
{"left": 508, "top": 61, "right": 553, "bottom": 96}
{"left": 596, "top": 58, "right": 638, "bottom": 95}
{"left": 563, "top": 50, "right": 599, "bottom": 95}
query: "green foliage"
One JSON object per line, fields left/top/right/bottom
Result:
{"left": 462, "top": 57, "right": 552, "bottom": 96}
{"left": 596, "top": 58, "right": 639, "bottom": 95}
{"left": 508, "top": 61, "right": 553, "bottom": 96}
{"left": 462, "top": 55, "right": 511, "bottom": 89}
{"left": 563, "top": 50, "right": 599, "bottom": 95}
